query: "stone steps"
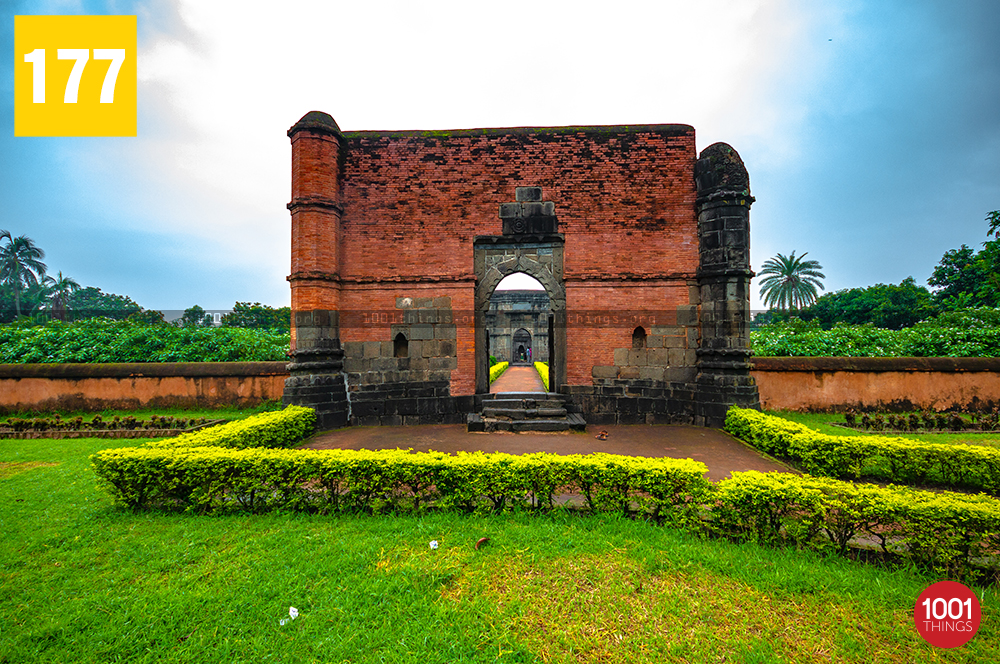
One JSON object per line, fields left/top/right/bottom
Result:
{"left": 468, "top": 392, "right": 585, "bottom": 433}
{"left": 482, "top": 407, "right": 568, "bottom": 420}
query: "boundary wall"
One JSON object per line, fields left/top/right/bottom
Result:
{"left": 752, "top": 357, "right": 1000, "bottom": 412}
{"left": 4, "top": 358, "right": 1000, "bottom": 415}
{"left": 0, "top": 362, "right": 287, "bottom": 413}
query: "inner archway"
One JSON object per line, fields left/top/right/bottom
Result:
{"left": 473, "top": 238, "right": 566, "bottom": 395}
{"left": 484, "top": 273, "right": 551, "bottom": 393}
{"left": 487, "top": 272, "right": 549, "bottom": 366}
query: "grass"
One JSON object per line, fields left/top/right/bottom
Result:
{"left": 768, "top": 411, "right": 1000, "bottom": 449}
{"left": 2, "top": 435, "right": 999, "bottom": 662}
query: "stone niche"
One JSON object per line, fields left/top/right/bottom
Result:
{"left": 340, "top": 296, "right": 471, "bottom": 426}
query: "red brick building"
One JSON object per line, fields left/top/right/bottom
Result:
{"left": 283, "top": 111, "right": 759, "bottom": 429}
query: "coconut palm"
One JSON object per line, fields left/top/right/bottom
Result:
{"left": 758, "top": 251, "right": 825, "bottom": 311}
{"left": 0, "top": 231, "right": 48, "bottom": 317}
{"left": 44, "top": 271, "right": 81, "bottom": 320}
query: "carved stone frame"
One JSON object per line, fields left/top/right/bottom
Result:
{"left": 473, "top": 235, "right": 566, "bottom": 394}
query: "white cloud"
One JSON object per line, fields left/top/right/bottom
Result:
{"left": 55, "top": 0, "right": 843, "bottom": 305}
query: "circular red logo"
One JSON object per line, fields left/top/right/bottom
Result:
{"left": 914, "top": 581, "right": 981, "bottom": 648}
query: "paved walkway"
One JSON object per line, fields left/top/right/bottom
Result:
{"left": 304, "top": 423, "right": 791, "bottom": 482}
{"left": 491, "top": 365, "right": 546, "bottom": 393}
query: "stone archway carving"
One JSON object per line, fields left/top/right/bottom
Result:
{"left": 476, "top": 256, "right": 565, "bottom": 312}
{"left": 473, "top": 238, "right": 566, "bottom": 394}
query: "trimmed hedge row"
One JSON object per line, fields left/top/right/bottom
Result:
{"left": 714, "top": 471, "right": 1000, "bottom": 578}
{"left": 89, "top": 406, "right": 1000, "bottom": 578}
{"left": 725, "top": 408, "right": 1000, "bottom": 494}
{"left": 144, "top": 406, "right": 315, "bottom": 451}
{"left": 92, "top": 445, "right": 711, "bottom": 521}
{"left": 534, "top": 361, "right": 549, "bottom": 391}
{"left": 489, "top": 361, "right": 509, "bottom": 384}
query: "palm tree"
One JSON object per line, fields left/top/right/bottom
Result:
{"left": 44, "top": 271, "right": 81, "bottom": 320}
{"left": 0, "top": 231, "right": 48, "bottom": 317}
{"left": 758, "top": 251, "right": 825, "bottom": 311}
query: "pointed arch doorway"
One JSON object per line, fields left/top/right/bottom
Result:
{"left": 473, "top": 237, "right": 566, "bottom": 395}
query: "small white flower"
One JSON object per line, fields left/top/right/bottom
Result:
{"left": 429, "top": 540, "right": 439, "bottom": 550}
{"left": 279, "top": 619, "right": 288, "bottom": 626}
{"left": 289, "top": 606, "right": 299, "bottom": 620}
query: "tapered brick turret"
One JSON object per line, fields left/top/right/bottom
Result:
{"left": 283, "top": 111, "right": 349, "bottom": 429}
{"left": 287, "top": 110, "right": 343, "bottom": 331}
{"left": 693, "top": 142, "right": 761, "bottom": 426}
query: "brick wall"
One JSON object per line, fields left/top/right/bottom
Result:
{"left": 753, "top": 357, "right": 1000, "bottom": 413}
{"left": 289, "top": 119, "right": 700, "bottom": 399}
{"left": 0, "top": 363, "right": 286, "bottom": 413}
{"left": 336, "top": 127, "right": 697, "bottom": 283}
{"left": 7, "top": 360, "right": 997, "bottom": 417}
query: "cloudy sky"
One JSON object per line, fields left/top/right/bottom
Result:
{"left": 2, "top": 0, "right": 998, "bottom": 312}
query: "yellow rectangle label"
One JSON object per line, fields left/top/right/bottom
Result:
{"left": 15, "top": 15, "right": 137, "bottom": 137}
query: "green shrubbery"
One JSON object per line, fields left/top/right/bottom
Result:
{"left": 0, "top": 319, "right": 290, "bottom": 363}
{"left": 534, "top": 361, "right": 549, "bottom": 391}
{"left": 750, "top": 310, "right": 1000, "bottom": 357}
{"left": 91, "top": 406, "right": 316, "bottom": 508}
{"left": 713, "top": 471, "right": 1000, "bottom": 578}
{"left": 489, "top": 361, "right": 508, "bottom": 383}
{"left": 725, "top": 408, "right": 1000, "bottom": 493}
{"left": 92, "top": 417, "right": 709, "bottom": 521}
{"left": 90, "top": 405, "right": 1000, "bottom": 578}
{"left": 144, "top": 406, "right": 315, "bottom": 450}
{"left": 3, "top": 413, "right": 210, "bottom": 432}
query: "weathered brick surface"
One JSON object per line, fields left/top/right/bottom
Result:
{"left": 335, "top": 126, "right": 697, "bottom": 283}
{"left": 289, "top": 122, "right": 700, "bottom": 398}
{"left": 285, "top": 113, "right": 758, "bottom": 427}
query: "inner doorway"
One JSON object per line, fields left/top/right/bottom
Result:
{"left": 473, "top": 235, "right": 566, "bottom": 395}
{"left": 485, "top": 272, "right": 551, "bottom": 393}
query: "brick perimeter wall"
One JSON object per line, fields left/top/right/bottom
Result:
{"left": 7, "top": 359, "right": 1000, "bottom": 415}
{"left": 0, "top": 363, "right": 287, "bottom": 413}
{"left": 752, "top": 357, "right": 1000, "bottom": 412}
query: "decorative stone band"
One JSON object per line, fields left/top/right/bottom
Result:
{"left": 287, "top": 270, "right": 341, "bottom": 283}
{"left": 288, "top": 272, "right": 478, "bottom": 285}
{"left": 696, "top": 267, "right": 755, "bottom": 279}
{"left": 565, "top": 271, "right": 694, "bottom": 282}
{"left": 286, "top": 196, "right": 343, "bottom": 214}
{"left": 695, "top": 189, "right": 756, "bottom": 207}
{"left": 473, "top": 234, "right": 564, "bottom": 245}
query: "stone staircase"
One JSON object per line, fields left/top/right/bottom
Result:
{"left": 467, "top": 392, "right": 587, "bottom": 433}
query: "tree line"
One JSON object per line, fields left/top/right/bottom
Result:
{"left": 758, "top": 210, "right": 1000, "bottom": 329}
{"left": 0, "top": 231, "right": 289, "bottom": 331}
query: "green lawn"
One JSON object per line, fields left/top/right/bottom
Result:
{"left": 2, "top": 434, "right": 998, "bottom": 662}
{"left": 768, "top": 411, "right": 1000, "bottom": 449}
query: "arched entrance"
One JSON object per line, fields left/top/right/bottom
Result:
{"left": 512, "top": 328, "right": 531, "bottom": 364}
{"left": 473, "top": 235, "right": 565, "bottom": 395}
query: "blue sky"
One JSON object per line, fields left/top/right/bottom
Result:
{"left": 2, "top": 0, "right": 998, "bottom": 311}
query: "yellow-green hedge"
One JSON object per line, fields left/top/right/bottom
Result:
{"left": 714, "top": 471, "right": 1000, "bottom": 578}
{"left": 91, "top": 444, "right": 711, "bottom": 521}
{"left": 725, "top": 407, "right": 1000, "bottom": 494}
{"left": 89, "top": 404, "right": 1000, "bottom": 578}
{"left": 145, "top": 405, "right": 315, "bottom": 450}
{"left": 489, "top": 361, "right": 508, "bottom": 383}
{"left": 534, "top": 361, "right": 549, "bottom": 391}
